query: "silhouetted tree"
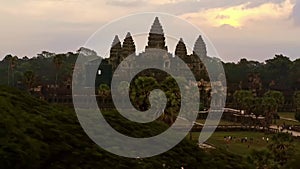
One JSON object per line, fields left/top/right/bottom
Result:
{"left": 23, "top": 70, "right": 35, "bottom": 92}
{"left": 294, "top": 91, "right": 300, "bottom": 121}
{"left": 10, "top": 56, "right": 18, "bottom": 87}
{"left": 268, "top": 133, "right": 295, "bottom": 167}
{"left": 53, "top": 55, "right": 63, "bottom": 84}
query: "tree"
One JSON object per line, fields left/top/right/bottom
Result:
{"left": 295, "top": 112, "right": 300, "bottom": 122}
{"left": 160, "top": 76, "right": 181, "bottom": 125}
{"left": 248, "top": 149, "right": 273, "bottom": 169}
{"left": 264, "top": 90, "right": 284, "bottom": 109}
{"left": 248, "top": 133, "right": 295, "bottom": 169}
{"left": 268, "top": 133, "right": 295, "bottom": 167}
{"left": 10, "top": 56, "right": 18, "bottom": 87}
{"left": 23, "top": 70, "right": 35, "bottom": 92}
{"left": 130, "top": 76, "right": 158, "bottom": 112}
{"left": 264, "top": 90, "right": 284, "bottom": 123}
{"left": 262, "top": 97, "right": 277, "bottom": 128}
{"left": 38, "top": 51, "right": 55, "bottom": 58}
{"left": 241, "top": 96, "right": 254, "bottom": 114}
{"left": 252, "top": 98, "right": 265, "bottom": 127}
{"left": 5, "top": 55, "right": 18, "bottom": 86}
{"left": 4, "top": 54, "right": 13, "bottom": 85}
{"left": 294, "top": 91, "right": 300, "bottom": 112}
{"left": 248, "top": 73, "right": 263, "bottom": 97}
{"left": 233, "top": 90, "right": 253, "bottom": 110}
{"left": 289, "top": 59, "right": 300, "bottom": 90}
{"left": 98, "top": 84, "right": 110, "bottom": 103}
{"left": 198, "top": 79, "right": 209, "bottom": 110}
{"left": 264, "top": 54, "right": 292, "bottom": 90}
{"left": 53, "top": 54, "right": 63, "bottom": 87}
{"left": 294, "top": 91, "right": 300, "bottom": 121}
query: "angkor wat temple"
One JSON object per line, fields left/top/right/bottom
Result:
{"left": 42, "top": 17, "right": 212, "bottom": 106}
{"left": 86, "top": 17, "right": 210, "bottom": 88}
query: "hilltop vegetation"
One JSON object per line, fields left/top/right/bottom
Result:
{"left": 0, "top": 86, "right": 254, "bottom": 169}
{"left": 1, "top": 50, "right": 300, "bottom": 111}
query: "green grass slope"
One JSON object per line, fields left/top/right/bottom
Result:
{"left": 0, "top": 86, "right": 253, "bottom": 169}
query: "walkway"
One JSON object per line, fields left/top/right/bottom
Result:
{"left": 269, "top": 125, "right": 300, "bottom": 137}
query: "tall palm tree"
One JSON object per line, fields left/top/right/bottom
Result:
{"left": 8, "top": 56, "right": 18, "bottom": 87}
{"left": 23, "top": 70, "right": 35, "bottom": 92}
{"left": 160, "top": 77, "right": 181, "bottom": 125}
{"left": 4, "top": 54, "right": 13, "bottom": 86}
{"left": 132, "top": 77, "right": 158, "bottom": 111}
{"left": 264, "top": 91, "right": 284, "bottom": 124}
{"left": 53, "top": 55, "right": 63, "bottom": 88}
{"left": 262, "top": 97, "right": 277, "bottom": 129}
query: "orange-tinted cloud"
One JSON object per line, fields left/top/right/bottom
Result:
{"left": 181, "top": 0, "right": 295, "bottom": 28}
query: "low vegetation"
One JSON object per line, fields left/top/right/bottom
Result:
{"left": 0, "top": 86, "right": 255, "bottom": 169}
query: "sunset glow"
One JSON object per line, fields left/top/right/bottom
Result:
{"left": 182, "top": 0, "right": 295, "bottom": 28}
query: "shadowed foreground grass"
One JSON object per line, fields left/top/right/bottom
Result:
{"left": 191, "top": 131, "right": 300, "bottom": 158}
{"left": 0, "top": 86, "right": 254, "bottom": 169}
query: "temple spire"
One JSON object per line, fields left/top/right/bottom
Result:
{"left": 175, "top": 38, "right": 187, "bottom": 59}
{"left": 109, "top": 35, "right": 122, "bottom": 70}
{"left": 111, "top": 35, "right": 121, "bottom": 48}
{"left": 193, "top": 35, "right": 207, "bottom": 58}
{"left": 122, "top": 32, "right": 136, "bottom": 60}
{"left": 145, "top": 17, "right": 168, "bottom": 51}
{"left": 150, "top": 17, "right": 164, "bottom": 35}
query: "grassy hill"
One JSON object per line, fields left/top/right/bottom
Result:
{"left": 0, "top": 86, "right": 253, "bottom": 169}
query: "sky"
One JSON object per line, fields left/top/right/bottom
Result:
{"left": 0, "top": 0, "right": 299, "bottom": 62}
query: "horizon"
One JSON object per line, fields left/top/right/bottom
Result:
{"left": 1, "top": 44, "right": 298, "bottom": 64}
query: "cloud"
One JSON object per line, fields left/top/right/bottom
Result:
{"left": 0, "top": 0, "right": 299, "bottom": 62}
{"left": 106, "top": 0, "right": 146, "bottom": 7}
{"left": 106, "top": 0, "right": 196, "bottom": 6}
{"left": 292, "top": 0, "right": 300, "bottom": 25}
{"left": 180, "top": 0, "right": 295, "bottom": 28}
{"left": 148, "top": 0, "right": 191, "bottom": 5}
{"left": 109, "top": 0, "right": 194, "bottom": 5}
{"left": 0, "top": 0, "right": 141, "bottom": 24}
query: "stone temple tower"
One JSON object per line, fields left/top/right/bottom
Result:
{"left": 121, "top": 32, "right": 136, "bottom": 62}
{"left": 145, "top": 17, "right": 168, "bottom": 51}
{"left": 175, "top": 38, "right": 187, "bottom": 60}
{"left": 193, "top": 35, "right": 207, "bottom": 59}
{"left": 109, "top": 35, "right": 122, "bottom": 70}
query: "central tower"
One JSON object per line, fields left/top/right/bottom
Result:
{"left": 145, "top": 17, "right": 168, "bottom": 51}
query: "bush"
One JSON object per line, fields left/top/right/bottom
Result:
{"left": 0, "top": 86, "right": 254, "bottom": 169}
{"left": 295, "top": 111, "right": 300, "bottom": 122}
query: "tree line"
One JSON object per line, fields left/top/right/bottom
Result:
{"left": 0, "top": 50, "right": 299, "bottom": 110}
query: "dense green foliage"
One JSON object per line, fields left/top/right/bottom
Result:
{"left": 248, "top": 133, "right": 295, "bottom": 169}
{"left": 225, "top": 55, "right": 300, "bottom": 91}
{"left": 0, "top": 86, "right": 254, "bottom": 169}
{"left": 0, "top": 52, "right": 77, "bottom": 87}
{"left": 295, "top": 112, "right": 300, "bottom": 122}
{"left": 1, "top": 51, "right": 300, "bottom": 113}
{"left": 294, "top": 91, "right": 300, "bottom": 121}
{"left": 231, "top": 89, "right": 288, "bottom": 127}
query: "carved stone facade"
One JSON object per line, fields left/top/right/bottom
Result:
{"left": 107, "top": 17, "right": 208, "bottom": 82}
